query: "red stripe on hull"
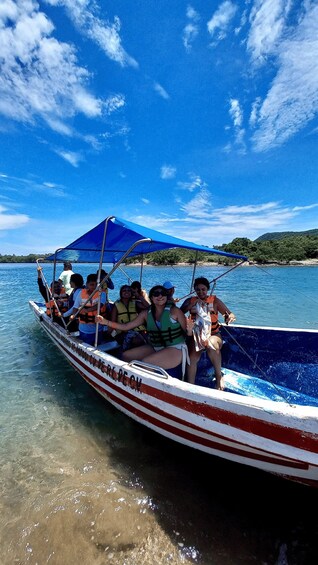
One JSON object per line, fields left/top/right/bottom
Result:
{"left": 141, "top": 382, "right": 318, "bottom": 454}
{"left": 63, "top": 346, "right": 310, "bottom": 472}
{"left": 78, "top": 367, "right": 309, "bottom": 471}
{"left": 50, "top": 330, "right": 318, "bottom": 466}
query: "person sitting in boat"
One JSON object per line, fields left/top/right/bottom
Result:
{"left": 97, "top": 269, "right": 115, "bottom": 317}
{"left": 70, "top": 273, "right": 107, "bottom": 345}
{"left": 96, "top": 285, "right": 192, "bottom": 379}
{"left": 62, "top": 273, "right": 84, "bottom": 335}
{"left": 110, "top": 284, "right": 149, "bottom": 351}
{"left": 37, "top": 267, "right": 68, "bottom": 324}
{"left": 58, "top": 261, "right": 74, "bottom": 296}
{"left": 163, "top": 281, "right": 177, "bottom": 305}
{"left": 181, "top": 277, "right": 236, "bottom": 390}
{"left": 131, "top": 280, "right": 150, "bottom": 309}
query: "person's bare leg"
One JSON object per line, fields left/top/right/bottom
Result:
{"left": 122, "top": 344, "right": 154, "bottom": 362}
{"left": 207, "top": 335, "right": 224, "bottom": 390}
{"left": 142, "top": 347, "right": 182, "bottom": 369}
{"left": 186, "top": 344, "right": 202, "bottom": 384}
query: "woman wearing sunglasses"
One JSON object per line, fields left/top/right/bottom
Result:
{"left": 96, "top": 285, "right": 192, "bottom": 378}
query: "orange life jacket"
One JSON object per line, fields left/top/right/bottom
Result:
{"left": 78, "top": 289, "right": 106, "bottom": 324}
{"left": 189, "top": 295, "right": 220, "bottom": 334}
{"left": 46, "top": 287, "right": 68, "bottom": 317}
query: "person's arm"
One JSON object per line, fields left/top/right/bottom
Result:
{"left": 111, "top": 304, "right": 118, "bottom": 323}
{"left": 107, "top": 277, "right": 114, "bottom": 290}
{"left": 180, "top": 298, "right": 190, "bottom": 314}
{"left": 69, "top": 291, "right": 82, "bottom": 319}
{"left": 215, "top": 297, "right": 236, "bottom": 324}
{"left": 134, "top": 294, "right": 150, "bottom": 310}
{"left": 37, "top": 269, "right": 49, "bottom": 301}
{"left": 96, "top": 310, "right": 147, "bottom": 331}
{"left": 170, "top": 306, "right": 193, "bottom": 335}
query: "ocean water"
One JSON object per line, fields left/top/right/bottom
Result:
{"left": 1, "top": 263, "right": 318, "bottom": 565}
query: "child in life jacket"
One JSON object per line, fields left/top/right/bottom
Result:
{"left": 70, "top": 273, "right": 107, "bottom": 345}
{"left": 181, "top": 277, "right": 236, "bottom": 390}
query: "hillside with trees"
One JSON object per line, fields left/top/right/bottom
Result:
{"left": 255, "top": 229, "right": 318, "bottom": 242}
{"left": 1, "top": 231, "right": 318, "bottom": 265}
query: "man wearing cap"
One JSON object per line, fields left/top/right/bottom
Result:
{"left": 163, "top": 281, "right": 177, "bottom": 304}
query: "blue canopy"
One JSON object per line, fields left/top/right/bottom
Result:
{"left": 48, "top": 216, "right": 248, "bottom": 263}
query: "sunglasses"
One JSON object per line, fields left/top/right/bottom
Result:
{"left": 152, "top": 290, "right": 167, "bottom": 297}
{"left": 122, "top": 288, "right": 132, "bottom": 292}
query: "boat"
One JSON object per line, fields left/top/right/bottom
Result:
{"left": 29, "top": 215, "right": 318, "bottom": 487}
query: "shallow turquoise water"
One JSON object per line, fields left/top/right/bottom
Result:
{"left": 0, "top": 263, "right": 318, "bottom": 564}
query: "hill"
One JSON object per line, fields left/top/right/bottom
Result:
{"left": 255, "top": 229, "right": 318, "bottom": 242}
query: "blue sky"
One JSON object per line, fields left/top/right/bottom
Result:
{"left": 1, "top": 0, "right": 318, "bottom": 255}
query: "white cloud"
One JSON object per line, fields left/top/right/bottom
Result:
{"left": 186, "top": 6, "right": 200, "bottom": 21}
{"left": 0, "top": 173, "right": 68, "bottom": 198}
{"left": 0, "top": 1, "right": 124, "bottom": 136}
{"left": 104, "top": 94, "right": 126, "bottom": 114}
{"left": 292, "top": 203, "right": 318, "bottom": 212}
{"left": 249, "top": 97, "right": 261, "bottom": 128}
{"left": 207, "top": 1, "right": 237, "bottom": 40}
{"left": 251, "top": 3, "right": 318, "bottom": 151}
{"left": 180, "top": 187, "right": 213, "bottom": 218}
{"left": 183, "top": 23, "right": 199, "bottom": 52}
{"left": 183, "top": 5, "right": 200, "bottom": 51}
{"left": 130, "top": 194, "right": 318, "bottom": 246}
{"left": 229, "top": 98, "right": 243, "bottom": 127}
{"left": 0, "top": 205, "right": 30, "bottom": 230}
{"left": 141, "top": 198, "right": 150, "bottom": 204}
{"left": 177, "top": 173, "right": 207, "bottom": 192}
{"left": 161, "top": 165, "right": 177, "bottom": 180}
{"left": 46, "top": 0, "right": 138, "bottom": 68}
{"left": 153, "top": 82, "right": 170, "bottom": 100}
{"left": 247, "top": 0, "right": 289, "bottom": 64}
{"left": 54, "top": 149, "right": 83, "bottom": 167}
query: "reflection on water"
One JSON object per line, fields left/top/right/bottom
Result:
{"left": 1, "top": 264, "right": 318, "bottom": 564}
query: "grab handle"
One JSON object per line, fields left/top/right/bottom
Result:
{"left": 126, "top": 360, "right": 169, "bottom": 378}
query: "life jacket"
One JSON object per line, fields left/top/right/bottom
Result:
{"left": 146, "top": 307, "right": 185, "bottom": 348}
{"left": 78, "top": 289, "right": 106, "bottom": 324}
{"left": 114, "top": 300, "right": 146, "bottom": 333}
{"left": 46, "top": 288, "right": 68, "bottom": 317}
{"left": 189, "top": 295, "right": 220, "bottom": 335}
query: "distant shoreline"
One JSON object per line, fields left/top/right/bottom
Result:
{"left": 1, "top": 259, "right": 318, "bottom": 266}
{"left": 129, "top": 259, "right": 318, "bottom": 267}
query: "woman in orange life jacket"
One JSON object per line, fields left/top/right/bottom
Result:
{"left": 37, "top": 267, "right": 68, "bottom": 326}
{"left": 180, "top": 277, "right": 236, "bottom": 390}
{"left": 97, "top": 285, "right": 193, "bottom": 379}
{"left": 110, "top": 284, "right": 149, "bottom": 351}
{"left": 70, "top": 273, "right": 107, "bottom": 345}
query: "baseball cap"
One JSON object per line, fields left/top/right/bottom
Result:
{"left": 163, "top": 281, "right": 175, "bottom": 289}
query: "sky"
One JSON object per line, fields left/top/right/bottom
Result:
{"left": 1, "top": 0, "right": 318, "bottom": 255}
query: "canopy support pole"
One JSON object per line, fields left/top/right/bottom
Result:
{"left": 190, "top": 251, "right": 199, "bottom": 292}
{"left": 95, "top": 216, "right": 115, "bottom": 347}
{"left": 140, "top": 254, "right": 145, "bottom": 286}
